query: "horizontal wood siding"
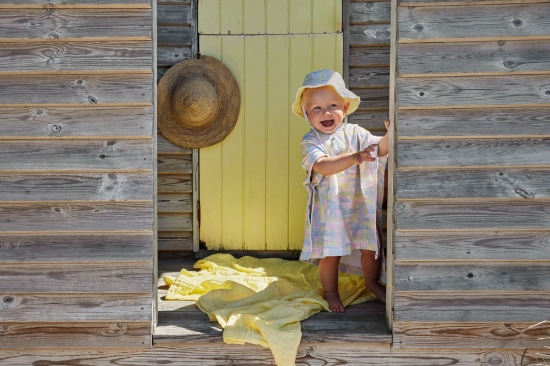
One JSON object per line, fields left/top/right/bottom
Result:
{"left": 156, "top": 0, "right": 196, "bottom": 253}
{"left": 393, "top": 0, "right": 550, "bottom": 349}
{"left": 347, "top": 0, "right": 390, "bottom": 135}
{"left": 0, "top": 2, "right": 154, "bottom": 348}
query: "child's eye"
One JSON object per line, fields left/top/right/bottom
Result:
{"left": 330, "top": 104, "right": 337, "bottom": 108}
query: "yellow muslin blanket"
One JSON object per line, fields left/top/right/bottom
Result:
{"left": 164, "top": 254, "right": 376, "bottom": 366}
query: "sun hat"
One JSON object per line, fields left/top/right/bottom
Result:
{"left": 158, "top": 56, "right": 241, "bottom": 149}
{"left": 292, "top": 69, "right": 360, "bottom": 119}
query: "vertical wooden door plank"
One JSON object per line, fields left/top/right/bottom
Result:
{"left": 289, "top": 0, "right": 312, "bottom": 34}
{"left": 244, "top": 0, "right": 266, "bottom": 34}
{"left": 198, "top": 0, "right": 220, "bottom": 34}
{"left": 266, "top": 0, "right": 289, "bottom": 34}
{"left": 243, "top": 36, "right": 267, "bottom": 250}
{"left": 288, "top": 35, "right": 314, "bottom": 249}
{"left": 221, "top": 35, "right": 245, "bottom": 249}
{"left": 221, "top": 0, "right": 243, "bottom": 35}
{"left": 266, "top": 35, "right": 290, "bottom": 249}
{"left": 198, "top": 36, "right": 223, "bottom": 249}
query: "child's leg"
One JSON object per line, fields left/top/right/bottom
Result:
{"left": 318, "top": 256, "right": 345, "bottom": 312}
{"left": 360, "top": 249, "right": 386, "bottom": 304}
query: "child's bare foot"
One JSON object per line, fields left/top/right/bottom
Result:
{"left": 324, "top": 292, "right": 345, "bottom": 312}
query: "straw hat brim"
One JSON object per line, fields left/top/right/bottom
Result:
{"left": 158, "top": 56, "right": 240, "bottom": 149}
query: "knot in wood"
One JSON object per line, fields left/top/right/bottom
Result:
{"left": 50, "top": 125, "right": 62, "bottom": 134}
{"left": 545, "top": 90, "right": 550, "bottom": 95}
{"left": 36, "top": 108, "right": 45, "bottom": 116}
{"left": 396, "top": 203, "right": 405, "bottom": 211}
{"left": 365, "top": 2, "right": 374, "bottom": 8}
{"left": 497, "top": 40, "right": 506, "bottom": 46}
{"left": 48, "top": 32, "right": 60, "bottom": 40}
{"left": 485, "top": 354, "right": 504, "bottom": 366}
{"left": 2, "top": 296, "right": 14, "bottom": 304}
{"left": 1, "top": 325, "right": 8, "bottom": 331}
{"left": 512, "top": 18, "right": 522, "bottom": 27}
{"left": 419, "top": 91, "right": 425, "bottom": 97}
{"left": 503, "top": 60, "right": 516, "bottom": 69}
{"left": 76, "top": 79, "right": 84, "bottom": 86}
{"left": 467, "top": 272, "right": 474, "bottom": 278}
{"left": 304, "top": 346, "right": 315, "bottom": 355}
{"left": 413, "top": 24, "right": 424, "bottom": 32}
{"left": 87, "top": 96, "right": 98, "bottom": 104}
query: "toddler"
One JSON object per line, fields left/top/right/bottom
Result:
{"left": 293, "top": 69, "right": 389, "bottom": 312}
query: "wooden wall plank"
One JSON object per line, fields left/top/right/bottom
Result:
{"left": 397, "top": 168, "right": 550, "bottom": 199}
{"left": 157, "top": 193, "right": 192, "bottom": 212}
{"left": 349, "top": 67, "right": 390, "bottom": 88}
{"left": 0, "top": 9, "right": 151, "bottom": 40}
{"left": 348, "top": 111, "right": 389, "bottom": 131}
{"left": 396, "top": 200, "right": 550, "bottom": 230}
{"left": 157, "top": 46, "right": 192, "bottom": 67}
{"left": 157, "top": 154, "right": 192, "bottom": 174}
{"left": 353, "top": 87, "right": 390, "bottom": 109}
{"left": 157, "top": 135, "right": 192, "bottom": 153}
{"left": 0, "top": 140, "right": 152, "bottom": 171}
{"left": 157, "top": 213, "right": 192, "bottom": 232}
{"left": 395, "top": 230, "right": 550, "bottom": 261}
{"left": 0, "top": 42, "right": 152, "bottom": 72}
{"left": 0, "top": 0, "right": 151, "bottom": 4}
{"left": 350, "top": 1, "right": 391, "bottom": 23}
{"left": 0, "top": 263, "right": 152, "bottom": 292}
{"left": 157, "top": 175, "right": 192, "bottom": 193}
{"left": 0, "top": 74, "right": 152, "bottom": 105}
{"left": 0, "top": 202, "right": 153, "bottom": 232}
{"left": 397, "top": 138, "right": 550, "bottom": 168}
{"left": 157, "top": 232, "right": 193, "bottom": 251}
{"left": 0, "top": 107, "right": 153, "bottom": 138}
{"left": 397, "top": 75, "right": 550, "bottom": 108}
{"left": 0, "top": 322, "right": 150, "bottom": 348}
{"left": 0, "top": 173, "right": 152, "bottom": 201}
{"left": 0, "top": 293, "right": 152, "bottom": 322}
{"left": 157, "top": 26, "right": 191, "bottom": 46}
{"left": 350, "top": 24, "right": 391, "bottom": 45}
{"left": 394, "top": 262, "right": 550, "bottom": 291}
{"left": 399, "top": 4, "right": 550, "bottom": 42}
{"left": 0, "top": 233, "right": 153, "bottom": 262}
{"left": 393, "top": 322, "right": 549, "bottom": 349}
{"left": 394, "top": 292, "right": 550, "bottom": 322}
{"left": 397, "top": 108, "right": 550, "bottom": 137}
{"left": 157, "top": 4, "right": 191, "bottom": 25}
{"left": 399, "top": 41, "right": 550, "bottom": 75}
{"left": 349, "top": 46, "right": 390, "bottom": 66}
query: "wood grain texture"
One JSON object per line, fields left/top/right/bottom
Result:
{"left": 349, "top": 46, "right": 390, "bottom": 66}
{"left": 157, "top": 134, "right": 192, "bottom": 153}
{"left": 353, "top": 87, "right": 390, "bottom": 109}
{"left": 396, "top": 200, "right": 550, "bottom": 230}
{"left": 350, "top": 1, "right": 391, "bottom": 23}
{"left": 0, "top": 140, "right": 152, "bottom": 171}
{"left": 0, "top": 263, "right": 152, "bottom": 292}
{"left": 0, "top": 106, "right": 153, "bottom": 138}
{"left": 0, "top": 0, "right": 151, "bottom": 4}
{"left": 157, "top": 46, "right": 192, "bottom": 67}
{"left": 157, "top": 26, "right": 192, "bottom": 46}
{"left": 348, "top": 110, "right": 389, "bottom": 130}
{"left": 158, "top": 174, "right": 193, "bottom": 193}
{"left": 399, "top": 40, "right": 550, "bottom": 76}
{"left": 393, "top": 322, "right": 549, "bottom": 349}
{"left": 395, "top": 230, "right": 550, "bottom": 260}
{"left": 397, "top": 75, "right": 550, "bottom": 108}
{"left": 394, "top": 262, "right": 550, "bottom": 291}
{"left": 350, "top": 24, "right": 391, "bottom": 45}
{"left": 157, "top": 193, "right": 192, "bottom": 212}
{"left": 397, "top": 138, "right": 550, "bottom": 168}
{"left": 158, "top": 213, "right": 193, "bottom": 231}
{"left": 157, "top": 154, "right": 193, "bottom": 174}
{"left": 399, "top": 3, "right": 550, "bottom": 42}
{"left": 0, "top": 42, "right": 152, "bottom": 72}
{"left": 397, "top": 108, "right": 550, "bottom": 137}
{"left": 349, "top": 67, "right": 389, "bottom": 88}
{"left": 158, "top": 232, "right": 193, "bottom": 251}
{"left": 0, "top": 233, "right": 153, "bottom": 262}
{"left": 396, "top": 168, "right": 550, "bottom": 199}
{"left": 0, "top": 173, "right": 152, "bottom": 201}
{"left": 0, "top": 293, "right": 151, "bottom": 322}
{"left": 394, "top": 292, "right": 550, "bottom": 322}
{"left": 0, "top": 344, "right": 392, "bottom": 366}
{"left": 0, "top": 9, "right": 151, "bottom": 40}
{"left": 0, "top": 74, "right": 152, "bottom": 105}
{"left": 157, "top": 4, "right": 191, "bottom": 25}
{"left": 0, "top": 202, "right": 153, "bottom": 232}
{"left": 0, "top": 322, "right": 150, "bottom": 348}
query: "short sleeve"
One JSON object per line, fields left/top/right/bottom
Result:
{"left": 356, "top": 125, "right": 384, "bottom": 157}
{"left": 300, "top": 137, "right": 327, "bottom": 185}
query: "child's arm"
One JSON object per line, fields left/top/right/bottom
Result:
{"left": 377, "top": 119, "right": 390, "bottom": 157}
{"left": 312, "top": 146, "right": 376, "bottom": 176}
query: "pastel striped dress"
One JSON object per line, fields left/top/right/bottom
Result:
{"left": 300, "top": 123, "right": 387, "bottom": 278}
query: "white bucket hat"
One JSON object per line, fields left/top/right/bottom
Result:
{"left": 292, "top": 69, "right": 360, "bottom": 119}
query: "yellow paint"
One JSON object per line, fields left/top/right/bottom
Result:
{"left": 200, "top": 34, "right": 343, "bottom": 250}
{"left": 198, "top": 0, "right": 341, "bottom": 35}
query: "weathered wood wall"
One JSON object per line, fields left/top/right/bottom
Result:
{"left": 0, "top": 0, "right": 154, "bottom": 347}
{"left": 156, "top": 0, "right": 198, "bottom": 253}
{"left": 393, "top": 0, "right": 550, "bottom": 351}
{"left": 347, "top": 0, "right": 391, "bottom": 135}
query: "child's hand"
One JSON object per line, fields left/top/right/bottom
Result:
{"left": 384, "top": 119, "right": 390, "bottom": 130}
{"left": 353, "top": 144, "right": 377, "bottom": 165}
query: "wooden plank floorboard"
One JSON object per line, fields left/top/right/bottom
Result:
{"left": 155, "top": 258, "right": 391, "bottom": 344}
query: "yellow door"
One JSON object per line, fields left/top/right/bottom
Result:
{"left": 199, "top": 0, "right": 342, "bottom": 250}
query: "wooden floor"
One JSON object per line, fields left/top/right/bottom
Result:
{"left": 154, "top": 258, "right": 392, "bottom": 361}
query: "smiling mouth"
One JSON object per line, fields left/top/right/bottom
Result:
{"left": 321, "top": 119, "right": 334, "bottom": 127}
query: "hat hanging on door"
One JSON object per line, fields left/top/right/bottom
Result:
{"left": 158, "top": 56, "right": 241, "bottom": 149}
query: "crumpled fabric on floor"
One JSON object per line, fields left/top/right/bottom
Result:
{"left": 164, "top": 253, "right": 376, "bottom": 366}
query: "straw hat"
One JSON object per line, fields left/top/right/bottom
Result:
{"left": 158, "top": 56, "right": 240, "bottom": 149}
{"left": 292, "top": 69, "right": 360, "bottom": 119}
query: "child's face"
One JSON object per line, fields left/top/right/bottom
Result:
{"left": 303, "top": 86, "right": 350, "bottom": 134}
